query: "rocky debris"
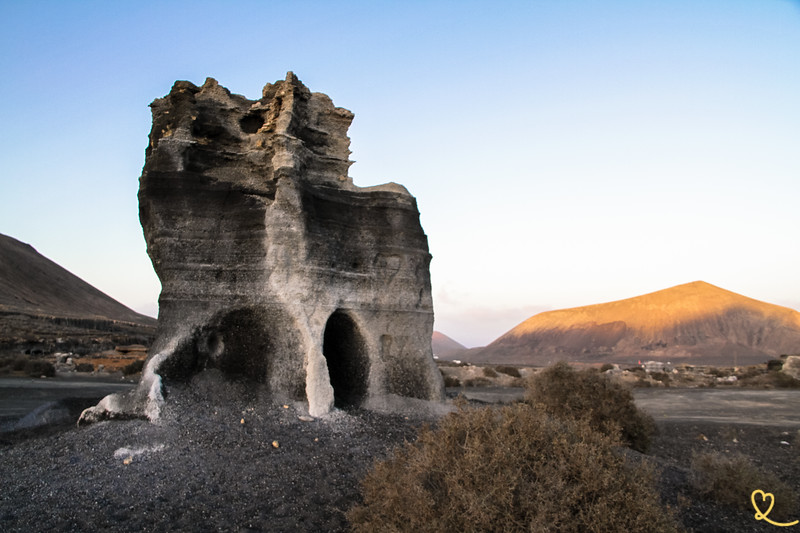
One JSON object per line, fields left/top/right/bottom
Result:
{"left": 82, "top": 73, "right": 443, "bottom": 423}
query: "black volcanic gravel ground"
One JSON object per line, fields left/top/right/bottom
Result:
{"left": 1, "top": 387, "right": 799, "bottom": 532}
{"left": 0, "top": 384, "right": 425, "bottom": 533}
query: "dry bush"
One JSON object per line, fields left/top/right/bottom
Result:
{"left": 0, "top": 357, "right": 16, "bottom": 373}
{"left": 463, "top": 377, "right": 491, "bottom": 387}
{"left": 495, "top": 365, "right": 521, "bottom": 378}
{"left": 442, "top": 375, "right": 461, "bottom": 388}
{"left": 740, "top": 371, "right": 800, "bottom": 389}
{"left": 691, "top": 451, "right": 797, "bottom": 520}
{"left": 772, "top": 372, "right": 800, "bottom": 388}
{"left": 525, "top": 361, "right": 655, "bottom": 452}
{"left": 348, "top": 403, "right": 679, "bottom": 533}
{"left": 767, "top": 359, "right": 784, "bottom": 371}
{"left": 650, "top": 371, "right": 671, "bottom": 385}
{"left": 24, "top": 360, "right": 55, "bottom": 377}
{"left": 735, "top": 366, "right": 764, "bottom": 381}
{"left": 122, "top": 359, "right": 145, "bottom": 376}
{"left": 481, "top": 366, "right": 498, "bottom": 378}
{"left": 708, "top": 367, "right": 732, "bottom": 378}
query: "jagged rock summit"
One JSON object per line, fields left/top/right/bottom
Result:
{"left": 468, "top": 281, "right": 800, "bottom": 366}
{"left": 82, "top": 73, "right": 444, "bottom": 422}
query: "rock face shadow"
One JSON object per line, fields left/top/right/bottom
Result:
{"left": 323, "top": 310, "right": 369, "bottom": 409}
{"left": 81, "top": 72, "right": 444, "bottom": 424}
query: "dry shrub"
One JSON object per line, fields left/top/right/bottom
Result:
{"left": 650, "top": 371, "right": 671, "bottom": 386}
{"left": 525, "top": 361, "right": 655, "bottom": 452}
{"left": 24, "top": 360, "right": 55, "bottom": 377}
{"left": 0, "top": 357, "right": 16, "bottom": 374}
{"left": 773, "top": 372, "right": 800, "bottom": 388}
{"left": 442, "top": 375, "right": 461, "bottom": 388}
{"left": 348, "top": 403, "right": 679, "bottom": 533}
{"left": 767, "top": 359, "right": 784, "bottom": 371}
{"left": 708, "top": 367, "right": 729, "bottom": 378}
{"left": 463, "top": 377, "right": 491, "bottom": 387}
{"left": 495, "top": 365, "right": 521, "bottom": 378}
{"left": 123, "top": 359, "right": 145, "bottom": 376}
{"left": 482, "top": 366, "right": 498, "bottom": 378}
{"left": 735, "top": 366, "right": 764, "bottom": 381}
{"left": 741, "top": 371, "right": 800, "bottom": 389}
{"left": 690, "top": 451, "right": 797, "bottom": 520}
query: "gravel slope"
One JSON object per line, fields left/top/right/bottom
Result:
{"left": 1, "top": 386, "right": 799, "bottom": 532}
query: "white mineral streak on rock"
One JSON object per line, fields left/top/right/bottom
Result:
{"left": 113, "top": 444, "right": 166, "bottom": 460}
{"left": 142, "top": 352, "right": 168, "bottom": 420}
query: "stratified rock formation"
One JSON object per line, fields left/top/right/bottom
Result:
{"left": 82, "top": 73, "right": 443, "bottom": 422}
{"left": 466, "top": 281, "right": 800, "bottom": 366}
{"left": 0, "top": 233, "right": 156, "bottom": 356}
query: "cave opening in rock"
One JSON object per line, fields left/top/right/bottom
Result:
{"left": 211, "top": 308, "right": 271, "bottom": 381}
{"left": 162, "top": 307, "right": 272, "bottom": 384}
{"left": 322, "top": 310, "right": 369, "bottom": 408}
{"left": 239, "top": 113, "right": 265, "bottom": 134}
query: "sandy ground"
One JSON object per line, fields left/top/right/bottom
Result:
{"left": 1, "top": 380, "right": 799, "bottom": 532}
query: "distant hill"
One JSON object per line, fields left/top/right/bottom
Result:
{"left": 465, "top": 281, "right": 800, "bottom": 366}
{"left": 432, "top": 331, "right": 467, "bottom": 358}
{"left": 0, "top": 233, "right": 156, "bottom": 355}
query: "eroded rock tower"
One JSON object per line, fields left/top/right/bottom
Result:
{"left": 82, "top": 73, "right": 444, "bottom": 421}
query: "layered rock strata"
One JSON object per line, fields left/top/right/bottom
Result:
{"left": 82, "top": 73, "right": 443, "bottom": 422}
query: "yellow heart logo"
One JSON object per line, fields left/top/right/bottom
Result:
{"left": 751, "top": 489, "right": 799, "bottom": 527}
{"left": 751, "top": 490, "right": 775, "bottom": 520}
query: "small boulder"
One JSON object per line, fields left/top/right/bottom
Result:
{"left": 781, "top": 355, "right": 800, "bottom": 380}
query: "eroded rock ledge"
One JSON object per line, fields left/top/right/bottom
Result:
{"left": 81, "top": 73, "right": 443, "bottom": 423}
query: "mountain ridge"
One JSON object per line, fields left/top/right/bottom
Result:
{"left": 0, "top": 233, "right": 156, "bottom": 325}
{"left": 0, "top": 233, "right": 156, "bottom": 355}
{"left": 432, "top": 331, "right": 467, "bottom": 357}
{"left": 466, "top": 281, "right": 800, "bottom": 366}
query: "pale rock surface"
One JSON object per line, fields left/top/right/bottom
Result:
{"left": 82, "top": 73, "right": 443, "bottom": 423}
{"left": 781, "top": 355, "right": 800, "bottom": 380}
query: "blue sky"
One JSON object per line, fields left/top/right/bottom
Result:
{"left": 1, "top": 0, "right": 798, "bottom": 347}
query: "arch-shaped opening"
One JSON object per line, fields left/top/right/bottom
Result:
{"left": 161, "top": 307, "right": 270, "bottom": 384}
{"left": 322, "top": 310, "right": 369, "bottom": 408}
{"left": 211, "top": 308, "right": 270, "bottom": 380}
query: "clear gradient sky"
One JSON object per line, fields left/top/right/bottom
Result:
{"left": 1, "top": 1, "right": 798, "bottom": 347}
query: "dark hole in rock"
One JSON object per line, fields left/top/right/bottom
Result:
{"left": 211, "top": 308, "right": 270, "bottom": 381}
{"left": 323, "top": 310, "right": 369, "bottom": 408}
{"left": 163, "top": 308, "right": 270, "bottom": 383}
{"left": 239, "top": 113, "right": 265, "bottom": 134}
